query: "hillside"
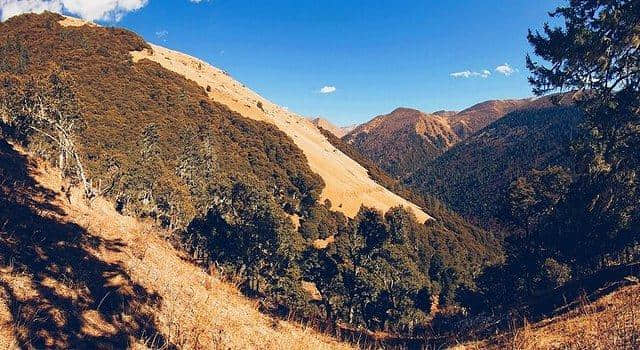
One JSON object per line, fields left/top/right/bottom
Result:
{"left": 126, "top": 34, "right": 429, "bottom": 222}
{"left": 406, "top": 106, "right": 583, "bottom": 229}
{"left": 343, "top": 108, "right": 460, "bottom": 178}
{"left": 310, "top": 117, "right": 355, "bottom": 138}
{"left": 0, "top": 140, "right": 351, "bottom": 349}
{"left": 343, "top": 95, "right": 573, "bottom": 179}
{"left": 0, "top": 12, "right": 502, "bottom": 340}
{"left": 456, "top": 281, "right": 640, "bottom": 349}
{"left": 1, "top": 12, "right": 327, "bottom": 229}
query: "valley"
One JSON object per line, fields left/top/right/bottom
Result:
{"left": 0, "top": 1, "right": 638, "bottom": 348}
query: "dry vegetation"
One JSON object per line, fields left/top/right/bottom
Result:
{"left": 455, "top": 282, "right": 640, "bottom": 349}
{"left": 0, "top": 140, "right": 352, "bottom": 350}
{"left": 127, "top": 37, "right": 429, "bottom": 222}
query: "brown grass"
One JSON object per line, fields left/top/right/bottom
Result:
{"left": 128, "top": 39, "right": 431, "bottom": 223}
{"left": 455, "top": 282, "right": 640, "bottom": 350}
{"left": 0, "top": 142, "right": 352, "bottom": 349}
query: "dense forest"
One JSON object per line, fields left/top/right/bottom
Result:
{"left": 406, "top": 105, "right": 584, "bottom": 232}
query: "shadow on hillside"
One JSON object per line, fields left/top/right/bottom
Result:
{"left": 0, "top": 140, "right": 174, "bottom": 349}
{"left": 433, "top": 262, "right": 640, "bottom": 347}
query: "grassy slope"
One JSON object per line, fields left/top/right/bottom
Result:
{"left": 0, "top": 139, "right": 351, "bottom": 350}
{"left": 455, "top": 282, "right": 640, "bottom": 349}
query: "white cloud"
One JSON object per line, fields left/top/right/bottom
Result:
{"left": 495, "top": 63, "right": 516, "bottom": 76}
{"left": 319, "top": 86, "right": 336, "bottom": 94}
{"left": 0, "top": 0, "right": 62, "bottom": 21}
{"left": 450, "top": 70, "right": 472, "bottom": 78}
{"left": 0, "top": 0, "right": 149, "bottom": 21}
{"left": 450, "top": 69, "right": 491, "bottom": 79}
{"left": 155, "top": 29, "right": 168, "bottom": 38}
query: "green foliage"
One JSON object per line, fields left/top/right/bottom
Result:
{"left": 541, "top": 258, "right": 572, "bottom": 289}
{"left": 178, "top": 182, "right": 304, "bottom": 300}
{"left": 407, "top": 106, "right": 584, "bottom": 232}
{"left": 0, "top": 12, "right": 324, "bottom": 228}
{"left": 304, "top": 206, "right": 434, "bottom": 333}
{"left": 508, "top": 166, "right": 573, "bottom": 233}
{"left": 459, "top": 0, "right": 640, "bottom": 318}
{"left": 524, "top": 0, "right": 640, "bottom": 263}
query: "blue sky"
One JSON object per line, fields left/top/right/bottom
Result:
{"left": 3, "top": 0, "right": 561, "bottom": 125}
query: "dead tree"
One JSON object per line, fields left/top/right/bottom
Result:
{"left": 0, "top": 74, "right": 94, "bottom": 199}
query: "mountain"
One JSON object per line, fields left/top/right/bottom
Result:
{"left": 447, "top": 94, "right": 577, "bottom": 139}
{"left": 20, "top": 13, "right": 429, "bottom": 223}
{"left": 0, "top": 13, "right": 502, "bottom": 346}
{"left": 343, "top": 108, "right": 460, "bottom": 178}
{"left": 310, "top": 117, "right": 356, "bottom": 138}
{"left": 129, "top": 42, "right": 429, "bottom": 223}
{"left": 446, "top": 98, "right": 533, "bottom": 138}
{"left": 406, "top": 105, "right": 584, "bottom": 229}
{"left": 343, "top": 95, "right": 574, "bottom": 179}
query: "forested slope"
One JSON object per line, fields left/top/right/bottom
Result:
{"left": 406, "top": 106, "right": 583, "bottom": 230}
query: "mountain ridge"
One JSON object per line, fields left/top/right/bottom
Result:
{"left": 310, "top": 117, "right": 355, "bottom": 138}
{"left": 343, "top": 107, "right": 460, "bottom": 178}
{"left": 127, "top": 35, "right": 430, "bottom": 222}
{"left": 342, "top": 94, "right": 576, "bottom": 179}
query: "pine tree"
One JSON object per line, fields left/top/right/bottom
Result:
{"left": 527, "top": 0, "right": 640, "bottom": 260}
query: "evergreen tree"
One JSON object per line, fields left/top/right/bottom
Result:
{"left": 527, "top": 0, "right": 640, "bottom": 262}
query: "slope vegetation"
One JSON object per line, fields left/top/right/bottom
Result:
{"left": 1, "top": 12, "right": 326, "bottom": 229}
{"left": 406, "top": 106, "right": 583, "bottom": 229}
{"left": 126, "top": 35, "right": 429, "bottom": 222}
{"left": 344, "top": 108, "right": 460, "bottom": 178}
{"left": 0, "top": 140, "right": 351, "bottom": 350}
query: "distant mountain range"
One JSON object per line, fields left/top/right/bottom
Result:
{"left": 341, "top": 94, "right": 574, "bottom": 179}
{"left": 406, "top": 104, "right": 583, "bottom": 229}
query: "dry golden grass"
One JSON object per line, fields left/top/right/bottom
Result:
{"left": 0, "top": 144, "right": 352, "bottom": 350}
{"left": 127, "top": 39, "right": 430, "bottom": 223}
{"left": 455, "top": 282, "right": 640, "bottom": 350}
